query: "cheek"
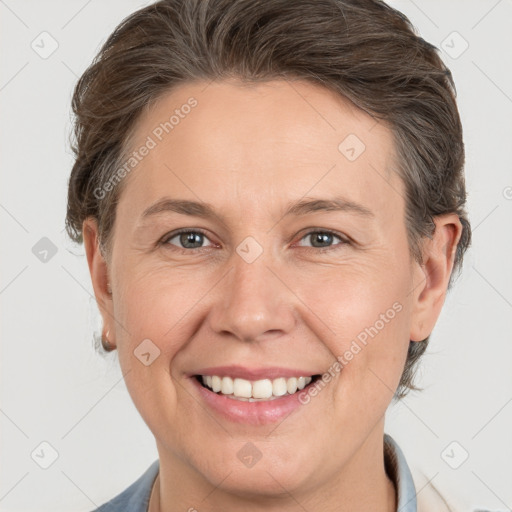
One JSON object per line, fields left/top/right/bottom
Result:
{"left": 314, "top": 261, "right": 412, "bottom": 399}
{"left": 114, "top": 263, "right": 203, "bottom": 350}
{"left": 111, "top": 268, "right": 190, "bottom": 414}
{"left": 112, "top": 266, "right": 216, "bottom": 430}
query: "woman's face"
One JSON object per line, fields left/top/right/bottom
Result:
{"left": 87, "top": 79, "right": 440, "bottom": 499}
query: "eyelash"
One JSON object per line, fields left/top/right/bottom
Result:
{"left": 159, "top": 228, "right": 350, "bottom": 254}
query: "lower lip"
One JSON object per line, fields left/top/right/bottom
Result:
{"left": 191, "top": 377, "right": 312, "bottom": 425}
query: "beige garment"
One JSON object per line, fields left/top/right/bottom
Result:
{"left": 411, "top": 468, "right": 470, "bottom": 512}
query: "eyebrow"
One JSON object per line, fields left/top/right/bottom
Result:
{"left": 140, "top": 196, "right": 374, "bottom": 222}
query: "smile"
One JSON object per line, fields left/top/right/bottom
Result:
{"left": 197, "top": 375, "right": 317, "bottom": 401}
{"left": 190, "top": 365, "right": 324, "bottom": 425}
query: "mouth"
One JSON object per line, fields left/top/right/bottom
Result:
{"left": 195, "top": 374, "right": 321, "bottom": 401}
{"left": 189, "top": 365, "right": 326, "bottom": 425}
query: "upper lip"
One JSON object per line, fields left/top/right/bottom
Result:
{"left": 190, "top": 365, "right": 320, "bottom": 381}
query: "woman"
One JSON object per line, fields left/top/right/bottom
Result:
{"left": 65, "top": 0, "right": 471, "bottom": 510}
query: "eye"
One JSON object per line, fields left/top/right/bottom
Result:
{"left": 159, "top": 228, "right": 350, "bottom": 253}
{"left": 160, "top": 229, "right": 214, "bottom": 251}
{"left": 295, "top": 230, "right": 349, "bottom": 251}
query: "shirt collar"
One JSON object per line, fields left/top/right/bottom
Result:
{"left": 384, "top": 432, "right": 418, "bottom": 511}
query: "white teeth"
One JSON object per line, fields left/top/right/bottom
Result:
{"left": 221, "top": 376, "right": 234, "bottom": 395}
{"left": 200, "top": 374, "right": 315, "bottom": 400}
{"left": 287, "top": 377, "right": 298, "bottom": 394}
{"left": 272, "top": 377, "right": 287, "bottom": 397}
{"left": 233, "top": 378, "right": 252, "bottom": 398}
{"left": 252, "top": 379, "right": 273, "bottom": 399}
{"left": 211, "top": 375, "right": 222, "bottom": 392}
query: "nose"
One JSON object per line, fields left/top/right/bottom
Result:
{"left": 208, "top": 246, "right": 296, "bottom": 343}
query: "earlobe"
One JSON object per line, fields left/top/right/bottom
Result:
{"left": 409, "top": 214, "right": 463, "bottom": 342}
{"left": 83, "top": 217, "right": 114, "bottom": 337}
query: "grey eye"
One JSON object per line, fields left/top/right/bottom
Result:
{"left": 298, "top": 231, "right": 346, "bottom": 249}
{"left": 164, "top": 230, "right": 213, "bottom": 249}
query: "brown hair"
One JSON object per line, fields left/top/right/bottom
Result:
{"left": 65, "top": 0, "right": 471, "bottom": 400}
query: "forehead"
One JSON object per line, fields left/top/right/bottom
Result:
{"left": 117, "top": 79, "right": 403, "bottom": 226}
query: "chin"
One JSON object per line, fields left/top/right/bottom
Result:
{"left": 212, "top": 465, "right": 312, "bottom": 500}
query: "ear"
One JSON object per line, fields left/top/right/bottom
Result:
{"left": 83, "top": 217, "right": 115, "bottom": 347}
{"left": 410, "top": 214, "right": 463, "bottom": 342}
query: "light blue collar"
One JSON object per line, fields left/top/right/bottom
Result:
{"left": 384, "top": 432, "right": 418, "bottom": 511}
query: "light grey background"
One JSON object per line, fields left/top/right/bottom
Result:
{"left": 1, "top": 0, "right": 511, "bottom": 510}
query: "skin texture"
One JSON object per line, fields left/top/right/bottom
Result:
{"left": 83, "top": 79, "right": 462, "bottom": 512}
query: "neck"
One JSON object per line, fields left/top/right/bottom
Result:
{"left": 149, "top": 429, "right": 396, "bottom": 512}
